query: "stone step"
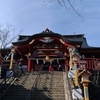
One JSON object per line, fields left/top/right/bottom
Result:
{"left": 33, "top": 90, "right": 65, "bottom": 94}
{"left": 37, "top": 82, "right": 64, "bottom": 85}
{"left": 31, "top": 97, "right": 65, "bottom": 100}
{"left": 1, "top": 71, "right": 65, "bottom": 100}
{"left": 1, "top": 95, "right": 28, "bottom": 100}
{"left": 38, "top": 80, "right": 63, "bottom": 81}
{"left": 32, "top": 94, "right": 65, "bottom": 97}
{"left": 33, "top": 93, "right": 65, "bottom": 95}
{"left": 3, "top": 90, "right": 29, "bottom": 95}
{"left": 38, "top": 80, "right": 64, "bottom": 83}
{"left": 33, "top": 89, "right": 65, "bottom": 92}
{"left": 36, "top": 86, "right": 64, "bottom": 89}
{"left": 1, "top": 72, "right": 37, "bottom": 100}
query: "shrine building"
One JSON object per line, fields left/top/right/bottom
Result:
{"left": 10, "top": 28, "right": 100, "bottom": 71}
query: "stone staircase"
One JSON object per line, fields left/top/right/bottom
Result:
{"left": 32, "top": 71, "right": 65, "bottom": 100}
{"left": 1, "top": 72, "right": 37, "bottom": 100}
{"left": 1, "top": 71, "right": 67, "bottom": 100}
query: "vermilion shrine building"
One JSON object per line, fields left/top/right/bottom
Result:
{"left": 10, "top": 28, "right": 100, "bottom": 71}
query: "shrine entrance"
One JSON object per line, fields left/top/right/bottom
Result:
{"left": 13, "top": 29, "right": 71, "bottom": 72}
{"left": 29, "top": 58, "right": 67, "bottom": 71}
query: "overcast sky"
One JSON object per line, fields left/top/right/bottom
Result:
{"left": 0, "top": 0, "right": 100, "bottom": 47}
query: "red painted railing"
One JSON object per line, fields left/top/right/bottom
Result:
{"left": 78, "top": 58, "right": 100, "bottom": 70}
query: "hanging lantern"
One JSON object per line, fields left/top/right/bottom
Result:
{"left": 45, "top": 56, "right": 50, "bottom": 62}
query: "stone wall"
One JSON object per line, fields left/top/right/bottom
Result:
{"left": 88, "top": 70, "right": 100, "bottom": 100}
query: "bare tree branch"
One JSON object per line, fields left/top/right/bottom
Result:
{"left": 41, "top": 0, "right": 82, "bottom": 17}
{"left": 0, "top": 24, "right": 23, "bottom": 49}
{"left": 61, "top": 0, "right": 70, "bottom": 10}
{"left": 67, "top": 0, "right": 82, "bottom": 17}
{"left": 3, "top": 30, "right": 23, "bottom": 49}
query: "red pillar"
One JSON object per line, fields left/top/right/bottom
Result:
{"left": 27, "top": 58, "right": 31, "bottom": 72}
{"left": 27, "top": 53, "right": 31, "bottom": 72}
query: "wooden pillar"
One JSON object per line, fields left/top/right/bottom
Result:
{"left": 74, "top": 62, "right": 79, "bottom": 87}
{"left": 83, "top": 83, "right": 89, "bottom": 100}
{"left": 9, "top": 47, "right": 15, "bottom": 70}
{"left": 72, "top": 53, "right": 80, "bottom": 88}
{"left": 27, "top": 53, "right": 31, "bottom": 72}
{"left": 67, "top": 45, "right": 75, "bottom": 70}
{"left": 69, "top": 55, "right": 73, "bottom": 70}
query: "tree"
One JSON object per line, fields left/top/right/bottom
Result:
{"left": 41, "top": 0, "right": 82, "bottom": 17}
{"left": 0, "top": 23, "right": 23, "bottom": 50}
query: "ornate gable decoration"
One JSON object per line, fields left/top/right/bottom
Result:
{"left": 40, "top": 37, "right": 53, "bottom": 43}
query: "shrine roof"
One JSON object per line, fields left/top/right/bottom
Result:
{"left": 12, "top": 29, "right": 100, "bottom": 49}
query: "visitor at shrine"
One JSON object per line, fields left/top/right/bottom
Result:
{"left": 49, "top": 64, "right": 54, "bottom": 72}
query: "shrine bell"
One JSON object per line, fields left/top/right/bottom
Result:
{"left": 45, "top": 56, "right": 50, "bottom": 62}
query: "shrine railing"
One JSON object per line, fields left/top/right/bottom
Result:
{"left": 78, "top": 58, "right": 100, "bottom": 70}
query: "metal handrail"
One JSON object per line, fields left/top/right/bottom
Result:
{"left": 0, "top": 66, "right": 18, "bottom": 85}
{"left": 65, "top": 65, "right": 73, "bottom": 100}
{"left": 26, "top": 65, "right": 43, "bottom": 100}
{"left": 0, "top": 66, "right": 21, "bottom": 99}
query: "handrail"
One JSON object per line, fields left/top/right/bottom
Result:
{"left": 0, "top": 66, "right": 21, "bottom": 99}
{"left": 65, "top": 58, "right": 100, "bottom": 70}
{"left": 65, "top": 65, "right": 73, "bottom": 100}
{"left": 79, "top": 58, "right": 99, "bottom": 70}
{"left": 26, "top": 65, "right": 43, "bottom": 100}
{"left": 0, "top": 66, "right": 18, "bottom": 85}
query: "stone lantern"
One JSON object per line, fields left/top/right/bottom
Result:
{"left": 71, "top": 53, "right": 80, "bottom": 88}
{"left": 78, "top": 69, "right": 92, "bottom": 100}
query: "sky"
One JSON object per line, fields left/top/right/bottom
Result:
{"left": 0, "top": 0, "right": 100, "bottom": 47}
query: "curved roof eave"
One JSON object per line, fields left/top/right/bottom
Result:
{"left": 12, "top": 32, "right": 70, "bottom": 46}
{"left": 81, "top": 38, "right": 96, "bottom": 48}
